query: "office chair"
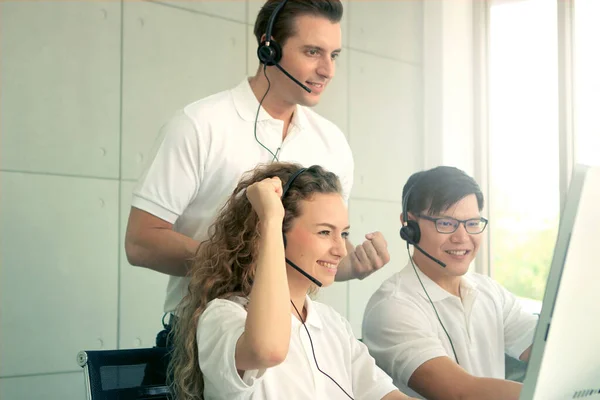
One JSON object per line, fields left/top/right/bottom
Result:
{"left": 77, "top": 347, "right": 172, "bottom": 399}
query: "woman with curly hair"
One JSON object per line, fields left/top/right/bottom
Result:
{"left": 169, "top": 162, "right": 414, "bottom": 400}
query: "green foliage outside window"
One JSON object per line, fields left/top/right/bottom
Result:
{"left": 492, "top": 215, "right": 559, "bottom": 301}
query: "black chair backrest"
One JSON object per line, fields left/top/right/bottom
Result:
{"left": 77, "top": 347, "right": 172, "bottom": 400}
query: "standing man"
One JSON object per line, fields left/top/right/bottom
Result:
{"left": 125, "top": 0, "right": 390, "bottom": 345}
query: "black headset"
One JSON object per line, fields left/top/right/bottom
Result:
{"left": 281, "top": 167, "right": 307, "bottom": 249}
{"left": 400, "top": 182, "right": 422, "bottom": 245}
{"left": 257, "top": 0, "right": 287, "bottom": 66}
{"left": 281, "top": 166, "right": 307, "bottom": 199}
{"left": 281, "top": 167, "right": 323, "bottom": 287}
{"left": 400, "top": 177, "right": 447, "bottom": 268}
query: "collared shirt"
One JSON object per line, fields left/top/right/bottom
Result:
{"left": 197, "top": 295, "right": 398, "bottom": 400}
{"left": 362, "top": 262, "right": 538, "bottom": 399}
{"left": 131, "top": 78, "right": 354, "bottom": 313}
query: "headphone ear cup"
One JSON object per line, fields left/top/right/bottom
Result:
{"left": 257, "top": 40, "right": 282, "bottom": 66}
{"left": 400, "top": 220, "right": 421, "bottom": 244}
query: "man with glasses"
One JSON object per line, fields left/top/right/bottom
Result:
{"left": 362, "top": 166, "right": 538, "bottom": 400}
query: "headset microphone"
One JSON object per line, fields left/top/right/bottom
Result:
{"left": 286, "top": 259, "right": 322, "bottom": 286}
{"left": 282, "top": 167, "right": 322, "bottom": 287}
{"left": 283, "top": 235, "right": 323, "bottom": 287}
{"left": 400, "top": 228, "right": 447, "bottom": 268}
{"left": 415, "top": 243, "right": 446, "bottom": 268}
{"left": 257, "top": 0, "right": 312, "bottom": 94}
{"left": 274, "top": 64, "right": 312, "bottom": 93}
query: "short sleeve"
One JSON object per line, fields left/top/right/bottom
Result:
{"left": 197, "top": 299, "right": 266, "bottom": 398}
{"left": 341, "top": 318, "right": 398, "bottom": 400}
{"left": 362, "top": 296, "right": 448, "bottom": 387}
{"left": 495, "top": 282, "right": 538, "bottom": 359}
{"left": 131, "top": 110, "right": 204, "bottom": 223}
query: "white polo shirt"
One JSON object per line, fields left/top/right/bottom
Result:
{"left": 197, "top": 295, "right": 398, "bottom": 400}
{"left": 131, "top": 78, "right": 354, "bottom": 313}
{"left": 362, "top": 263, "right": 538, "bottom": 399}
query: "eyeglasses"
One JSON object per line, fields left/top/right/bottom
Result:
{"left": 418, "top": 214, "right": 489, "bottom": 234}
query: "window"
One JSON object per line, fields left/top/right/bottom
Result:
{"left": 487, "top": 0, "right": 560, "bottom": 307}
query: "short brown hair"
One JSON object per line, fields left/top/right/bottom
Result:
{"left": 254, "top": 0, "right": 343, "bottom": 53}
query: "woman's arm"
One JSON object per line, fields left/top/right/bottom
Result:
{"left": 235, "top": 178, "right": 291, "bottom": 373}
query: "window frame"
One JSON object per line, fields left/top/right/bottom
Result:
{"left": 473, "top": 0, "right": 576, "bottom": 284}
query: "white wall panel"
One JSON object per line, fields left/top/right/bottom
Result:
{"left": 347, "top": 0, "right": 422, "bottom": 64}
{"left": 248, "top": 0, "right": 263, "bottom": 25}
{"left": 346, "top": 198, "right": 408, "bottom": 337}
{"left": 247, "top": 24, "right": 258, "bottom": 77}
{"left": 0, "top": 172, "right": 119, "bottom": 376}
{"left": 341, "top": 0, "right": 349, "bottom": 41}
{"left": 348, "top": 50, "right": 423, "bottom": 202}
{"left": 313, "top": 282, "right": 349, "bottom": 320}
{"left": 0, "top": 372, "right": 85, "bottom": 400}
{"left": 119, "top": 181, "right": 170, "bottom": 349}
{"left": 0, "top": 1, "right": 121, "bottom": 178}
{"left": 121, "top": 1, "right": 247, "bottom": 180}
{"left": 153, "top": 0, "right": 246, "bottom": 23}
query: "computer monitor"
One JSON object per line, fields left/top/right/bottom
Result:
{"left": 520, "top": 164, "right": 600, "bottom": 400}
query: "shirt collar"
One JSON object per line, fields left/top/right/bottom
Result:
{"left": 292, "top": 295, "right": 323, "bottom": 330}
{"left": 459, "top": 273, "right": 479, "bottom": 304}
{"left": 398, "top": 261, "right": 479, "bottom": 302}
{"left": 232, "top": 294, "right": 322, "bottom": 330}
{"left": 232, "top": 77, "right": 308, "bottom": 131}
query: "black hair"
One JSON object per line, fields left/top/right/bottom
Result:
{"left": 402, "top": 166, "right": 484, "bottom": 216}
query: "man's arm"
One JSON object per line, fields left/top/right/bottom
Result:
{"left": 124, "top": 109, "right": 205, "bottom": 276}
{"left": 335, "top": 232, "right": 390, "bottom": 281}
{"left": 495, "top": 279, "right": 538, "bottom": 362}
{"left": 408, "top": 356, "right": 522, "bottom": 400}
{"left": 124, "top": 207, "right": 200, "bottom": 276}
